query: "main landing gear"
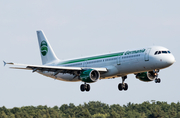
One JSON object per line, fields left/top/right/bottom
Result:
{"left": 80, "top": 83, "right": 90, "bottom": 92}
{"left": 154, "top": 70, "right": 161, "bottom": 83}
{"left": 118, "top": 76, "right": 128, "bottom": 91}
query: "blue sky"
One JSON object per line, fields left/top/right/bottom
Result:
{"left": 1, "top": 1, "right": 180, "bottom": 108}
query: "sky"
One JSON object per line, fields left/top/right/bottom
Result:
{"left": 1, "top": 1, "right": 180, "bottom": 108}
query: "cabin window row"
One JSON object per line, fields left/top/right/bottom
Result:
{"left": 66, "top": 63, "right": 82, "bottom": 67}
{"left": 87, "top": 60, "right": 102, "bottom": 64}
{"left": 105, "top": 58, "right": 117, "bottom": 61}
{"left": 122, "top": 54, "right": 140, "bottom": 59}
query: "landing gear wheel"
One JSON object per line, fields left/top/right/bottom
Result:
{"left": 118, "top": 83, "right": 123, "bottom": 91}
{"left": 80, "top": 84, "right": 85, "bottom": 92}
{"left": 155, "top": 78, "right": 161, "bottom": 83}
{"left": 157, "top": 78, "right": 161, "bottom": 83}
{"left": 155, "top": 79, "right": 158, "bottom": 83}
{"left": 118, "top": 76, "right": 128, "bottom": 91}
{"left": 80, "top": 84, "right": 90, "bottom": 92}
{"left": 86, "top": 84, "right": 90, "bottom": 91}
{"left": 124, "top": 83, "right": 128, "bottom": 91}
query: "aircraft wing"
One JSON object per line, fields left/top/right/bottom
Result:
{"left": 4, "top": 62, "right": 107, "bottom": 74}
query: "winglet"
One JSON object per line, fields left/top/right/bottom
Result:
{"left": 3, "top": 61, "right": 6, "bottom": 66}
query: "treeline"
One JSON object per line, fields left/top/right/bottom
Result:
{"left": 0, "top": 101, "right": 180, "bottom": 118}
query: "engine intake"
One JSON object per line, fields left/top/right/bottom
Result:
{"left": 80, "top": 69, "right": 100, "bottom": 83}
{"left": 136, "top": 71, "right": 156, "bottom": 82}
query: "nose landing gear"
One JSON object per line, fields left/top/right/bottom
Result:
{"left": 154, "top": 70, "right": 161, "bottom": 83}
{"left": 118, "top": 76, "right": 128, "bottom": 91}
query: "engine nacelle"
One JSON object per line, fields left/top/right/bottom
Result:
{"left": 136, "top": 71, "right": 156, "bottom": 82}
{"left": 80, "top": 69, "right": 100, "bottom": 83}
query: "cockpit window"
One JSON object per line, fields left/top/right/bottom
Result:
{"left": 154, "top": 51, "right": 158, "bottom": 55}
{"left": 162, "top": 51, "right": 167, "bottom": 54}
{"left": 158, "top": 51, "right": 161, "bottom": 54}
{"left": 154, "top": 50, "right": 171, "bottom": 55}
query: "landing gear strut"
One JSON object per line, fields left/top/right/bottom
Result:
{"left": 80, "top": 83, "right": 90, "bottom": 92}
{"left": 154, "top": 70, "right": 161, "bottom": 83}
{"left": 118, "top": 76, "right": 128, "bottom": 91}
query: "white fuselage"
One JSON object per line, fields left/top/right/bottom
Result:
{"left": 38, "top": 46, "right": 175, "bottom": 82}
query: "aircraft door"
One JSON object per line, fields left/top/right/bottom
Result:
{"left": 144, "top": 48, "right": 151, "bottom": 61}
{"left": 117, "top": 56, "right": 121, "bottom": 65}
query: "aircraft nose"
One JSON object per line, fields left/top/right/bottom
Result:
{"left": 166, "top": 54, "right": 175, "bottom": 66}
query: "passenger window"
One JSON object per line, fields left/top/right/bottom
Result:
{"left": 154, "top": 51, "right": 158, "bottom": 55}
{"left": 158, "top": 51, "right": 161, "bottom": 54}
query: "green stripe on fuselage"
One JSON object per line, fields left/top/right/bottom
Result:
{"left": 58, "top": 48, "right": 146, "bottom": 65}
{"left": 59, "top": 52, "right": 124, "bottom": 65}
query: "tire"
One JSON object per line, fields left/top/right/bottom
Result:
{"left": 155, "top": 79, "right": 158, "bottom": 83}
{"left": 118, "top": 83, "right": 123, "bottom": 91}
{"left": 158, "top": 78, "right": 161, "bottom": 83}
{"left": 86, "top": 84, "right": 90, "bottom": 91}
{"left": 80, "top": 84, "right": 85, "bottom": 92}
{"left": 124, "top": 83, "right": 128, "bottom": 91}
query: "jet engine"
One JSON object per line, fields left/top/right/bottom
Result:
{"left": 136, "top": 71, "right": 157, "bottom": 82}
{"left": 80, "top": 69, "right": 100, "bottom": 83}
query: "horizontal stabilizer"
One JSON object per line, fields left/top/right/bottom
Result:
{"left": 10, "top": 67, "right": 32, "bottom": 70}
{"left": 3, "top": 61, "right": 6, "bottom": 66}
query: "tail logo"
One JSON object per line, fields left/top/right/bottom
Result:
{"left": 40, "top": 41, "right": 48, "bottom": 56}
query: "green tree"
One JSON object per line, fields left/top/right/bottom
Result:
{"left": 82, "top": 109, "right": 91, "bottom": 118}
{"left": 168, "top": 107, "right": 177, "bottom": 118}
{"left": 92, "top": 113, "right": 109, "bottom": 118}
{"left": 14, "top": 112, "right": 21, "bottom": 118}
{"left": 125, "top": 110, "right": 142, "bottom": 118}
{"left": 8, "top": 114, "right": 15, "bottom": 118}
{"left": 53, "top": 106, "right": 59, "bottom": 111}
{"left": 176, "top": 112, "right": 180, "bottom": 118}
{"left": 0, "top": 111, "right": 7, "bottom": 118}
{"left": 110, "top": 104, "right": 124, "bottom": 117}
{"left": 49, "top": 109, "right": 59, "bottom": 118}
{"left": 150, "top": 105, "right": 165, "bottom": 118}
{"left": 109, "top": 109, "right": 119, "bottom": 118}
{"left": 0, "top": 100, "right": 180, "bottom": 118}
{"left": 75, "top": 108, "right": 91, "bottom": 118}
{"left": 10, "top": 107, "right": 21, "bottom": 114}
{"left": 34, "top": 111, "right": 42, "bottom": 118}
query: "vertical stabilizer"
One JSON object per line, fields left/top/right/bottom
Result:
{"left": 37, "top": 30, "right": 59, "bottom": 65}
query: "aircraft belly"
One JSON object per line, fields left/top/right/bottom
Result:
{"left": 37, "top": 71, "right": 80, "bottom": 82}
{"left": 117, "top": 59, "right": 156, "bottom": 74}
{"left": 101, "top": 66, "right": 119, "bottom": 77}
{"left": 56, "top": 73, "right": 80, "bottom": 82}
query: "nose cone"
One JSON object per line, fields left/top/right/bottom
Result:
{"left": 166, "top": 54, "right": 175, "bottom": 66}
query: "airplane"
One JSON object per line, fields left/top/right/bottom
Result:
{"left": 4, "top": 30, "right": 175, "bottom": 92}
